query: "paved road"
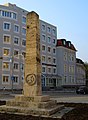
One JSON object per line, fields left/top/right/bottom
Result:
{"left": 0, "top": 90, "right": 88, "bottom": 103}
{"left": 43, "top": 91, "right": 88, "bottom": 103}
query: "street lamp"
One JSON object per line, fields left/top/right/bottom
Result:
{"left": 41, "top": 74, "right": 46, "bottom": 90}
{"left": 9, "top": 56, "right": 14, "bottom": 93}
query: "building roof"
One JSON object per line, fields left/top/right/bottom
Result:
{"left": 56, "top": 39, "right": 77, "bottom": 51}
{"left": 76, "top": 58, "right": 84, "bottom": 64}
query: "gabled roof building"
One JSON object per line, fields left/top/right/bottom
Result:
{"left": 56, "top": 39, "right": 77, "bottom": 87}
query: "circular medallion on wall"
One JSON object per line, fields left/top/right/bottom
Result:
{"left": 26, "top": 74, "right": 36, "bottom": 86}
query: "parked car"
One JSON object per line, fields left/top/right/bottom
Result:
{"left": 76, "top": 86, "right": 88, "bottom": 94}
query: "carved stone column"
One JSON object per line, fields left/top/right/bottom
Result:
{"left": 23, "top": 11, "right": 42, "bottom": 97}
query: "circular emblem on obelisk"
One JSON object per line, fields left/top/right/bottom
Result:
{"left": 26, "top": 74, "right": 36, "bottom": 86}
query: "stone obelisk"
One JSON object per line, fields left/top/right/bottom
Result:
{"left": 23, "top": 11, "right": 42, "bottom": 97}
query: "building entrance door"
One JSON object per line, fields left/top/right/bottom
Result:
{"left": 53, "top": 78, "right": 56, "bottom": 87}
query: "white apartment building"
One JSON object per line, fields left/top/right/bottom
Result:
{"left": 0, "top": 3, "right": 59, "bottom": 90}
{"left": 40, "top": 20, "right": 61, "bottom": 90}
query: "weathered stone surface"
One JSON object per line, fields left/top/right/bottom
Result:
{"left": 6, "top": 99, "right": 57, "bottom": 109}
{"left": 23, "top": 11, "right": 42, "bottom": 97}
{"left": 0, "top": 105, "right": 64, "bottom": 116}
{"left": 15, "top": 95, "right": 50, "bottom": 102}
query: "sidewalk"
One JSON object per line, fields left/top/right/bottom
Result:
{"left": 0, "top": 90, "right": 22, "bottom": 101}
{"left": 51, "top": 96, "right": 88, "bottom": 103}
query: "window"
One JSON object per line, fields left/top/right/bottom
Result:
{"left": 68, "top": 42, "right": 71, "bottom": 47}
{"left": 22, "top": 52, "right": 26, "bottom": 58}
{"left": 71, "top": 76, "right": 74, "bottom": 83}
{"left": 68, "top": 54, "right": 71, "bottom": 61}
{"left": 13, "top": 76, "right": 18, "bottom": 83}
{"left": 3, "top": 35, "right": 10, "bottom": 43}
{"left": 3, "top": 48, "right": 10, "bottom": 56}
{"left": 3, "top": 62, "right": 9, "bottom": 69}
{"left": 22, "top": 39, "right": 26, "bottom": 46}
{"left": 48, "top": 57, "right": 51, "bottom": 63}
{"left": 2, "top": 11, "right": 11, "bottom": 17}
{"left": 42, "top": 35, "right": 46, "bottom": 41}
{"left": 2, "top": 75, "right": 9, "bottom": 83}
{"left": 14, "top": 50, "right": 19, "bottom": 57}
{"left": 63, "top": 40, "right": 66, "bottom": 45}
{"left": 22, "top": 75, "right": 24, "bottom": 81}
{"left": 72, "top": 55, "right": 74, "bottom": 62}
{"left": 69, "top": 76, "right": 71, "bottom": 83}
{"left": 69, "top": 66, "right": 74, "bottom": 73}
{"left": 64, "top": 76, "right": 67, "bottom": 83}
{"left": 53, "top": 48, "right": 56, "bottom": 54}
{"left": 42, "top": 45, "right": 46, "bottom": 51}
{"left": 22, "top": 16, "right": 26, "bottom": 23}
{"left": 42, "top": 56, "right": 46, "bottom": 62}
{"left": 13, "top": 13, "right": 17, "bottom": 19}
{"left": 49, "top": 78, "right": 53, "bottom": 84}
{"left": 64, "top": 64, "right": 67, "bottom": 73}
{"left": 42, "top": 67, "right": 46, "bottom": 73}
{"left": 47, "top": 37, "right": 51, "bottom": 43}
{"left": 1, "top": 10, "right": 17, "bottom": 19}
{"left": 52, "top": 29, "right": 56, "bottom": 35}
{"left": 20, "top": 63, "right": 24, "bottom": 71}
{"left": 42, "top": 25, "right": 45, "bottom": 30}
{"left": 22, "top": 28, "right": 26, "bottom": 35}
{"left": 69, "top": 66, "right": 71, "bottom": 73}
{"left": 53, "top": 68, "right": 56, "bottom": 74}
{"left": 13, "top": 63, "right": 19, "bottom": 70}
{"left": 48, "top": 47, "right": 51, "bottom": 53}
{"left": 53, "top": 58, "right": 56, "bottom": 64}
{"left": 42, "top": 77, "right": 45, "bottom": 87}
{"left": 53, "top": 39, "right": 56, "bottom": 44}
{"left": 14, "top": 37, "right": 19, "bottom": 45}
{"left": 64, "top": 52, "right": 67, "bottom": 61}
{"left": 47, "top": 27, "right": 51, "bottom": 33}
{"left": 14, "top": 25, "right": 19, "bottom": 32}
{"left": 3, "top": 22, "right": 10, "bottom": 30}
{"left": 72, "top": 66, "right": 74, "bottom": 73}
{"left": 48, "top": 67, "right": 51, "bottom": 73}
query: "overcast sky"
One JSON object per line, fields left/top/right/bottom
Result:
{"left": 0, "top": 0, "right": 88, "bottom": 62}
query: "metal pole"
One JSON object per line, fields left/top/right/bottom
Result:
{"left": 10, "top": 56, "right": 14, "bottom": 93}
{"left": 10, "top": 54, "right": 24, "bottom": 92}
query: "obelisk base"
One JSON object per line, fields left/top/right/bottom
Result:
{"left": 0, "top": 95, "right": 64, "bottom": 116}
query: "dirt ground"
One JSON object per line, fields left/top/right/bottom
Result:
{"left": 0, "top": 101, "right": 88, "bottom": 120}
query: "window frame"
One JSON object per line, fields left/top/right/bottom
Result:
{"left": 22, "top": 27, "right": 26, "bottom": 35}
{"left": 22, "top": 15, "right": 26, "bottom": 24}
{"left": 2, "top": 61, "right": 10, "bottom": 70}
{"left": 3, "top": 34, "right": 11, "bottom": 44}
{"left": 3, "top": 47, "right": 10, "bottom": 56}
{"left": 3, "top": 22, "right": 11, "bottom": 31}
{"left": 2, "top": 74, "right": 10, "bottom": 84}
{"left": 13, "top": 36, "right": 19, "bottom": 45}
{"left": 42, "top": 44, "right": 46, "bottom": 52}
{"left": 14, "top": 24, "right": 19, "bottom": 33}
